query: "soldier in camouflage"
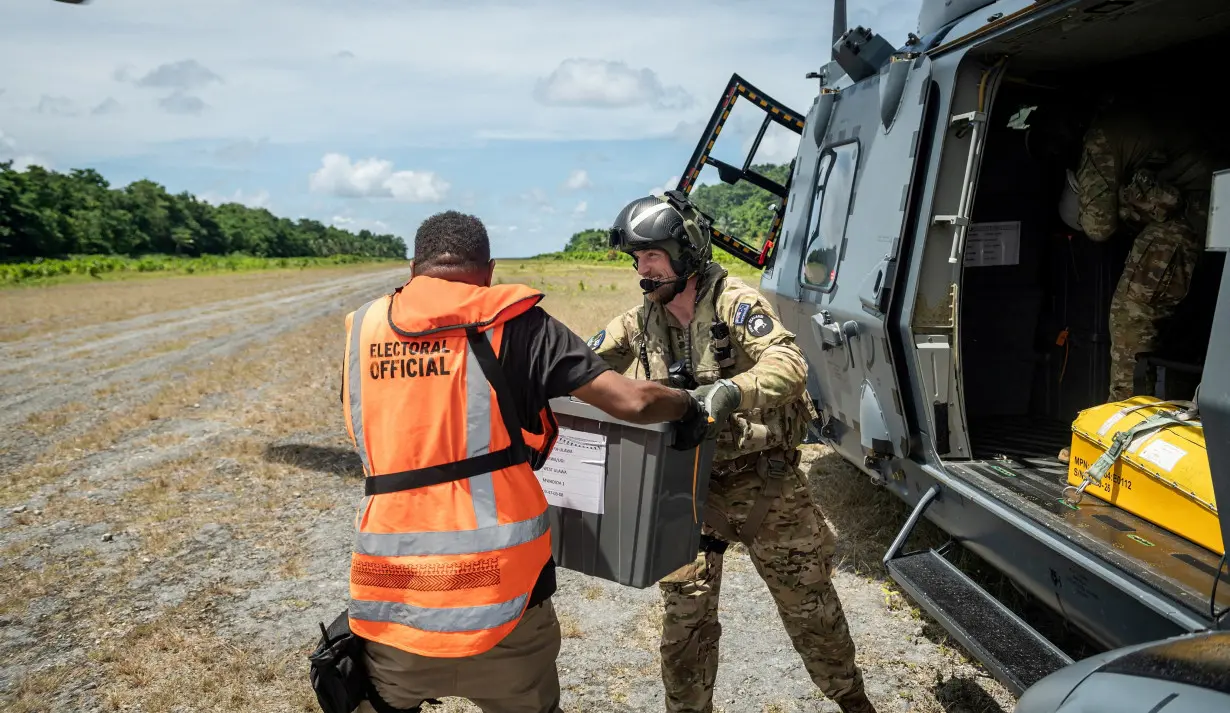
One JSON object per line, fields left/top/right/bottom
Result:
{"left": 586, "top": 191, "right": 877, "bottom": 713}
{"left": 1064, "top": 102, "right": 1216, "bottom": 402}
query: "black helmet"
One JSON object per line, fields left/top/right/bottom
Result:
{"left": 609, "top": 190, "right": 713, "bottom": 280}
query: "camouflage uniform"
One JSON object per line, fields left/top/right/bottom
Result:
{"left": 589, "top": 261, "right": 874, "bottom": 713}
{"left": 1074, "top": 107, "right": 1214, "bottom": 401}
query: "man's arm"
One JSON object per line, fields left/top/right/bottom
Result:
{"left": 570, "top": 371, "right": 694, "bottom": 423}
{"left": 1076, "top": 125, "right": 1121, "bottom": 242}
{"left": 721, "top": 287, "right": 810, "bottom": 411}
{"left": 522, "top": 307, "right": 694, "bottom": 424}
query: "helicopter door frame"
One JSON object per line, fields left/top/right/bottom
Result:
{"left": 674, "top": 73, "right": 806, "bottom": 269}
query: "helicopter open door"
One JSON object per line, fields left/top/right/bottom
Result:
{"left": 673, "top": 73, "right": 805, "bottom": 270}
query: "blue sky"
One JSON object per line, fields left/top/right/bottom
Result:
{"left": 1, "top": 0, "right": 923, "bottom": 257}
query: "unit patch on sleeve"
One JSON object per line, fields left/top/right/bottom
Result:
{"left": 733, "top": 302, "right": 752, "bottom": 326}
{"left": 746, "top": 313, "right": 774, "bottom": 338}
{"left": 586, "top": 329, "right": 605, "bottom": 350}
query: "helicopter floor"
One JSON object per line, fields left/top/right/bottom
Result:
{"left": 945, "top": 421, "right": 1230, "bottom": 620}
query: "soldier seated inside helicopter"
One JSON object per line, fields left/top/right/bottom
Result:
{"left": 948, "top": 51, "right": 1228, "bottom": 469}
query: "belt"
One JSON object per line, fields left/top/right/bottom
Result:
{"left": 711, "top": 445, "right": 800, "bottom": 477}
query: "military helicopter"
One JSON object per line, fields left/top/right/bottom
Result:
{"left": 671, "top": 0, "right": 1230, "bottom": 708}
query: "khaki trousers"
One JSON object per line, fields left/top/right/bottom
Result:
{"left": 357, "top": 599, "right": 563, "bottom": 713}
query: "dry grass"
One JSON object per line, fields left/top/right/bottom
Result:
{"left": 21, "top": 401, "right": 88, "bottom": 436}
{"left": 558, "top": 611, "right": 585, "bottom": 639}
{"left": 0, "top": 263, "right": 393, "bottom": 342}
{"left": 802, "top": 445, "right": 948, "bottom": 578}
{"left": 494, "top": 261, "right": 646, "bottom": 338}
{"left": 0, "top": 260, "right": 1033, "bottom": 713}
{"left": 88, "top": 587, "right": 321, "bottom": 713}
{"left": 4, "top": 664, "right": 77, "bottom": 713}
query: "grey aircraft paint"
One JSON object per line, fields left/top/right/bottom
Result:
{"left": 673, "top": 0, "right": 1230, "bottom": 706}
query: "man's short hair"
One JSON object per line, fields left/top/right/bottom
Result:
{"left": 413, "top": 210, "right": 491, "bottom": 271}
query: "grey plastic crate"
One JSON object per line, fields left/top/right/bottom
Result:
{"left": 543, "top": 396, "right": 718, "bottom": 588}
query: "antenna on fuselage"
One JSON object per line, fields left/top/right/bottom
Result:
{"left": 832, "top": 0, "right": 848, "bottom": 58}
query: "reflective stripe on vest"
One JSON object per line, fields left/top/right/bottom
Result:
{"left": 341, "top": 278, "right": 556, "bottom": 658}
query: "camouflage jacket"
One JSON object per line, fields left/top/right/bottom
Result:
{"left": 588, "top": 262, "right": 819, "bottom": 462}
{"left": 1076, "top": 105, "right": 1217, "bottom": 241}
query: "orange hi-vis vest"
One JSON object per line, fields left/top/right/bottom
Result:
{"left": 341, "top": 274, "right": 560, "bottom": 658}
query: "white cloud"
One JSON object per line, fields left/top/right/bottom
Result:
{"left": 650, "top": 176, "right": 680, "bottom": 197}
{"left": 0, "top": 0, "right": 924, "bottom": 157}
{"left": 331, "top": 215, "right": 391, "bottom": 233}
{"left": 91, "top": 98, "right": 122, "bottom": 116}
{"left": 308, "top": 153, "right": 450, "bottom": 203}
{"left": 563, "top": 168, "right": 591, "bottom": 191}
{"left": 10, "top": 155, "right": 53, "bottom": 171}
{"left": 36, "top": 95, "right": 76, "bottom": 116}
{"left": 159, "top": 91, "right": 208, "bottom": 116}
{"left": 573, "top": 200, "right": 587, "bottom": 216}
{"left": 132, "top": 59, "right": 223, "bottom": 91}
{"left": 213, "top": 137, "right": 267, "bottom": 163}
{"left": 201, "top": 188, "right": 270, "bottom": 209}
{"left": 519, "top": 187, "right": 556, "bottom": 214}
{"left": 0, "top": 128, "right": 53, "bottom": 171}
{"left": 533, "top": 58, "right": 692, "bottom": 110}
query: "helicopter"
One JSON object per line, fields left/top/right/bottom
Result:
{"left": 670, "top": 0, "right": 1230, "bottom": 708}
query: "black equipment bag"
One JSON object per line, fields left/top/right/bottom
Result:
{"left": 309, "top": 608, "right": 369, "bottom": 713}
{"left": 308, "top": 609, "right": 439, "bottom": 713}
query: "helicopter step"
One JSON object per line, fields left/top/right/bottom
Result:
{"left": 883, "top": 486, "right": 1073, "bottom": 697}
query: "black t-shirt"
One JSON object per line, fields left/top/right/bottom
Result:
{"left": 496, "top": 306, "right": 612, "bottom": 607}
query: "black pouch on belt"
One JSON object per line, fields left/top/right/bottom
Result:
{"left": 308, "top": 609, "right": 438, "bottom": 713}
{"left": 308, "top": 609, "right": 369, "bottom": 713}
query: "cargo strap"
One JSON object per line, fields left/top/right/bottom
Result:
{"left": 703, "top": 448, "right": 800, "bottom": 548}
{"left": 1063, "top": 401, "right": 1203, "bottom": 507}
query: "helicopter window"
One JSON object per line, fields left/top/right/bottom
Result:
{"left": 801, "top": 141, "right": 859, "bottom": 291}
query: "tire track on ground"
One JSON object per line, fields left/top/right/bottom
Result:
{"left": 0, "top": 267, "right": 405, "bottom": 474}
{"left": 0, "top": 269, "right": 403, "bottom": 375}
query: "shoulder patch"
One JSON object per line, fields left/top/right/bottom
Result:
{"left": 734, "top": 302, "right": 752, "bottom": 326}
{"left": 746, "top": 313, "right": 774, "bottom": 338}
{"left": 586, "top": 329, "right": 605, "bottom": 350}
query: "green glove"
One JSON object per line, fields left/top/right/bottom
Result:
{"left": 691, "top": 379, "right": 741, "bottom": 437}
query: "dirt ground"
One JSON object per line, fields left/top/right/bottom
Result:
{"left": 1, "top": 261, "right": 1019, "bottom": 713}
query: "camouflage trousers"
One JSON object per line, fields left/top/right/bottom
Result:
{"left": 1107, "top": 219, "right": 1201, "bottom": 402}
{"left": 656, "top": 449, "right": 868, "bottom": 713}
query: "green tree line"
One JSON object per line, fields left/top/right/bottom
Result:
{"left": 561, "top": 163, "right": 790, "bottom": 253}
{"left": 0, "top": 161, "right": 408, "bottom": 260}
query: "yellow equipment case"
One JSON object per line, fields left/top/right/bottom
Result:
{"left": 1066, "top": 396, "right": 1222, "bottom": 555}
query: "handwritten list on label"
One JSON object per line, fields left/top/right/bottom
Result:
{"left": 537, "top": 428, "right": 608, "bottom": 514}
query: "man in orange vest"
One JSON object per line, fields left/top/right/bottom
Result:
{"left": 341, "top": 210, "right": 727, "bottom": 713}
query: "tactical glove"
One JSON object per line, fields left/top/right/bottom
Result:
{"left": 670, "top": 390, "right": 711, "bottom": 451}
{"left": 692, "top": 379, "right": 741, "bottom": 436}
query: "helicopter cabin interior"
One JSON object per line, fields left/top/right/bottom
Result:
{"left": 912, "top": 0, "right": 1230, "bottom": 616}
{"left": 937, "top": 2, "right": 1230, "bottom": 464}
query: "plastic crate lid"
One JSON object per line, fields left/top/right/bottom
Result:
{"left": 548, "top": 396, "right": 673, "bottom": 433}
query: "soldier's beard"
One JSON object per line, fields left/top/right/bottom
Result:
{"left": 642, "top": 274, "right": 684, "bottom": 304}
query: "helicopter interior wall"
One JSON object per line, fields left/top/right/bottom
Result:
{"left": 957, "top": 55, "right": 1226, "bottom": 461}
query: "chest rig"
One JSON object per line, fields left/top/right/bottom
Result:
{"left": 636, "top": 263, "right": 736, "bottom": 388}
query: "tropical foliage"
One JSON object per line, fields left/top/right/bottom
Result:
{"left": 0, "top": 162, "right": 407, "bottom": 260}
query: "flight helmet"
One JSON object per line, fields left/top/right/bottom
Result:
{"left": 609, "top": 189, "right": 713, "bottom": 289}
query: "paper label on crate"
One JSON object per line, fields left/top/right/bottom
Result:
{"left": 963, "top": 221, "right": 1021, "bottom": 267}
{"left": 1138, "top": 440, "right": 1187, "bottom": 472}
{"left": 537, "top": 428, "right": 607, "bottom": 514}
